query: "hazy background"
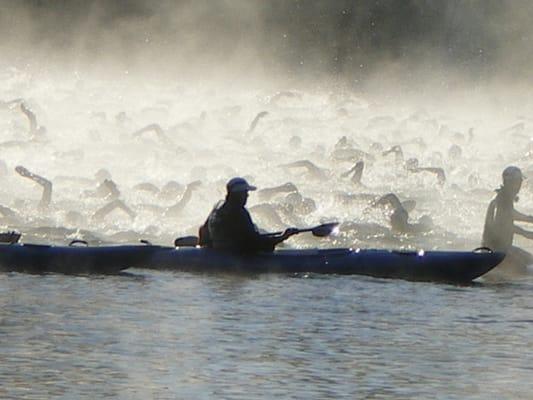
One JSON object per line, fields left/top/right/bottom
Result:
{"left": 0, "top": 0, "right": 531, "bottom": 249}
{"left": 1, "top": 0, "right": 532, "bottom": 88}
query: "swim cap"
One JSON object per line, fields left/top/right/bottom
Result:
{"left": 502, "top": 166, "right": 523, "bottom": 181}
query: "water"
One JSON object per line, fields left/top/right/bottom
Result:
{"left": 0, "top": 271, "right": 532, "bottom": 399}
{"left": 1, "top": 68, "right": 533, "bottom": 398}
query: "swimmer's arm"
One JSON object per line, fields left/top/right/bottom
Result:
{"left": 0, "top": 205, "right": 19, "bottom": 219}
{"left": 382, "top": 145, "right": 403, "bottom": 158}
{"left": 513, "top": 210, "right": 533, "bottom": 223}
{"left": 92, "top": 199, "right": 136, "bottom": 221}
{"left": 132, "top": 123, "right": 172, "bottom": 145}
{"left": 247, "top": 111, "right": 268, "bottom": 134}
{"left": 20, "top": 103, "right": 37, "bottom": 134}
{"left": 96, "top": 179, "right": 121, "bottom": 200}
{"left": 341, "top": 161, "right": 364, "bottom": 181}
{"left": 15, "top": 166, "right": 52, "bottom": 208}
{"left": 257, "top": 183, "right": 297, "bottom": 199}
{"left": 373, "top": 193, "right": 402, "bottom": 210}
{"left": 132, "top": 123, "right": 164, "bottom": 138}
{"left": 249, "top": 204, "right": 285, "bottom": 227}
{"left": 514, "top": 225, "right": 533, "bottom": 240}
{"left": 419, "top": 167, "right": 446, "bottom": 185}
{"left": 281, "top": 160, "right": 324, "bottom": 177}
{"left": 164, "top": 181, "right": 201, "bottom": 216}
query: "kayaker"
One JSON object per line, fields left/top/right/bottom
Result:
{"left": 198, "top": 177, "right": 299, "bottom": 252}
{"left": 482, "top": 166, "right": 533, "bottom": 270}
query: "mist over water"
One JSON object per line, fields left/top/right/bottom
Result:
{"left": 1, "top": 2, "right": 533, "bottom": 398}
{"left": 0, "top": 1, "right": 531, "bottom": 249}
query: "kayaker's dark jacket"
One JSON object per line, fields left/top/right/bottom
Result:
{"left": 199, "top": 201, "right": 276, "bottom": 253}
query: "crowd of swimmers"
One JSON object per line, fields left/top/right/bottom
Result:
{"left": 0, "top": 100, "right": 532, "bottom": 274}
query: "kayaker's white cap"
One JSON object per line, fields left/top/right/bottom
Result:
{"left": 502, "top": 166, "right": 524, "bottom": 181}
{"left": 226, "top": 177, "right": 257, "bottom": 193}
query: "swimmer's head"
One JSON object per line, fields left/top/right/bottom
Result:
{"left": 370, "top": 142, "right": 383, "bottom": 153}
{"left": 95, "top": 168, "right": 112, "bottom": 182}
{"left": 502, "top": 166, "right": 524, "bottom": 194}
{"left": 405, "top": 158, "right": 419, "bottom": 170}
{"left": 160, "top": 180, "right": 184, "bottom": 198}
{"left": 299, "top": 197, "right": 317, "bottom": 215}
{"left": 502, "top": 166, "right": 523, "bottom": 183}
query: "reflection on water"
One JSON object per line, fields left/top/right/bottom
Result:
{"left": 1, "top": 271, "right": 532, "bottom": 399}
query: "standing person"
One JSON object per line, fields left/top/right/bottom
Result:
{"left": 199, "top": 177, "right": 298, "bottom": 253}
{"left": 482, "top": 166, "right": 533, "bottom": 271}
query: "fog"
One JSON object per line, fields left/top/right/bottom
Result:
{"left": 0, "top": 0, "right": 532, "bottom": 251}
{"left": 2, "top": 1, "right": 533, "bottom": 81}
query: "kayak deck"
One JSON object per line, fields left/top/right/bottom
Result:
{"left": 146, "top": 247, "right": 505, "bottom": 283}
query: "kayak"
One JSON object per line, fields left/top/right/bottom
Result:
{"left": 0, "top": 243, "right": 504, "bottom": 282}
{"left": 146, "top": 247, "right": 505, "bottom": 283}
{"left": 0, "top": 243, "right": 157, "bottom": 274}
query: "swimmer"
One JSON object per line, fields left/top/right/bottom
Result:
{"left": 373, "top": 193, "right": 433, "bottom": 234}
{"left": 257, "top": 182, "right": 298, "bottom": 201}
{"left": 482, "top": 166, "right": 533, "bottom": 273}
{"left": 163, "top": 181, "right": 201, "bottom": 217}
{"left": 15, "top": 166, "right": 52, "bottom": 210}
{"left": 132, "top": 123, "right": 173, "bottom": 146}
{"left": 280, "top": 160, "right": 328, "bottom": 181}
{"left": 404, "top": 158, "right": 446, "bottom": 186}
{"left": 382, "top": 145, "right": 404, "bottom": 163}
{"left": 20, "top": 103, "right": 46, "bottom": 138}
{"left": 341, "top": 161, "right": 364, "bottom": 185}
{"left": 92, "top": 199, "right": 136, "bottom": 222}
{"left": 247, "top": 111, "right": 269, "bottom": 134}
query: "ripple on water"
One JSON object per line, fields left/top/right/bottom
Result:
{"left": 1, "top": 271, "right": 532, "bottom": 399}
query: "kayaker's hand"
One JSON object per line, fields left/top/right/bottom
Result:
{"left": 282, "top": 228, "right": 299, "bottom": 239}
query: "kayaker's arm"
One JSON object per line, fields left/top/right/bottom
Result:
{"left": 238, "top": 209, "right": 297, "bottom": 251}
{"left": 260, "top": 228, "right": 299, "bottom": 247}
{"left": 198, "top": 219, "right": 211, "bottom": 247}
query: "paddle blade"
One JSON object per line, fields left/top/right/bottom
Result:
{"left": 310, "top": 222, "right": 340, "bottom": 237}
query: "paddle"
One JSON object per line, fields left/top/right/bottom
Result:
{"left": 263, "top": 222, "right": 340, "bottom": 238}
{"left": 173, "top": 222, "right": 340, "bottom": 247}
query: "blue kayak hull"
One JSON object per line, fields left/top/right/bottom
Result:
{"left": 0, "top": 244, "right": 504, "bottom": 281}
{"left": 0, "top": 244, "right": 158, "bottom": 274}
{"left": 147, "top": 247, "right": 505, "bottom": 283}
